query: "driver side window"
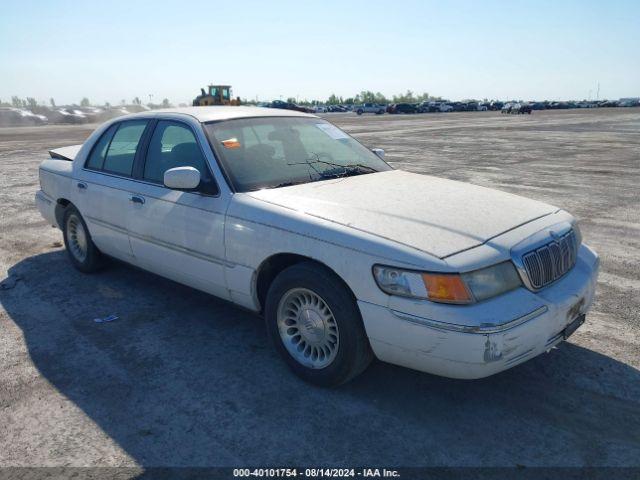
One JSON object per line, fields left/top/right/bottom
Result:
{"left": 143, "top": 121, "right": 217, "bottom": 194}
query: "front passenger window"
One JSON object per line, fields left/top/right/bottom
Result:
{"left": 143, "top": 121, "right": 214, "bottom": 193}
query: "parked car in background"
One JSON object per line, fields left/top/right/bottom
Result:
{"left": 449, "top": 102, "right": 467, "bottom": 112}
{"left": 503, "top": 103, "right": 532, "bottom": 115}
{"left": 417, "top": 102, "right": 433, "bottom": 113}
{"left": 387, "top": 103, "right": 417, "bottom": 114}
{"left": 518, "top": 103, "right": 533, "bottom": 114}
{"left": 356, "top": 103, "right": 386, "bottom": 115}
{"left": 618, "top": 98, "right": 639, "bottom": 107}
{"left": 489, "top": 101, "right": 504, "bottom": 111}
{"left": 268, "top": 100, "right": 312, "bottom": 113}
{"left": 35, "top": 106, "right": 599, "bottom": 386}
{"left": 436, "top": 102, "right": 454, "bottom": 112}
{"left": 48, "top": 108, "right": 89, "bottom": 124}
{"left": 0, "top": 107, "right": 48, "bottom": 127}
{"left": 313, "top": 105, "right": 328, "bottom": 113}
{"left": 472, "top": 102, "right": 488, "bottom": 111}
{"left": 418, "top": 102, "right": 453, "bottom": 113}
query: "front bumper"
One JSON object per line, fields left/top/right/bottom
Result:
{"left": 358, "top": 244, "right": 599, "bottom": 379}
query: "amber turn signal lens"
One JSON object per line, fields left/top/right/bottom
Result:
{"left": 422, "top": 273, "right": 473, "bottom": 303}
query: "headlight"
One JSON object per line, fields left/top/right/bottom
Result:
{"left": 461, "top": 261, "right": 522, "bottom": 302}
{"left": 373, "top": 261, "right": 522, "bottom": 304}
{"left": 572, "top": 221, "right": 583, "bottom": 246}
{"left": 372, "top": 265, "right": 473, "bottom": 304}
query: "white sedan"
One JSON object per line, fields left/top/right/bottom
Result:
{"left": 36, "top": 107, "right": 599, "bottom": 386}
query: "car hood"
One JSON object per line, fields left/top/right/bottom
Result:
{"left": 246, "top": 170, "right": 557, "bottom": 259}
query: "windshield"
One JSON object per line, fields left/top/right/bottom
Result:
{"left": 204, "top": 117, "right": 391, "bottom": 192}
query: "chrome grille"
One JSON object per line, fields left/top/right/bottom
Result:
{"left": 522, "top": 229, "right": 578, "bottom": 289}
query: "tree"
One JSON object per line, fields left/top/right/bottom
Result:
{"left": 11, "top": 96, "right": 24, "bottom": 108}
{"left": 374, "top": 92, "right": 388, "bottom": 104}
{"left": 26, "top": 97, "right": 38, "bottom": 109}
{"left": 132, "top": 97, "right": 141, "bottom": 105}
{"left": 327, "top": 94, "right": 344, "bottom": 105}
{"left": 359, "top": 90, "right": 377, "bottom": 103}
{"left": 392, "top": 90, "right": 417, "bottom": 103}
{"left": 286, "top": 97, "right": 297, "bottom": 104}
{"left": 80, "top": 97, "right": 90, "bottom": 107}
{"left": 161, "top": 98, "right": 171, "bottom": 108}
{"left": 50, "top": 98, "right": 56, "bottom": 107}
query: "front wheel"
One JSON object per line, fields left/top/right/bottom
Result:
{"left": 265, "top": 262, "right": 373, "bottom": 387}
{"left": 62, "top": 205, "right": 103, "bottom": 273}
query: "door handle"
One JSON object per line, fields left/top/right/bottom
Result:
{"left": 129, "top": 195, "right": 145, "bottom": 205}
{"left": 77, "top": 182, "right": 87, "bottom": 190}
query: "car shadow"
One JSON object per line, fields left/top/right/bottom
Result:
{"left": 2, "top": 251, "right": 639, "bottom": 468}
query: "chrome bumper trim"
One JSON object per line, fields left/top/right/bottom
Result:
{"left": 391, "top": 305, "right": 548, "bottom": 334}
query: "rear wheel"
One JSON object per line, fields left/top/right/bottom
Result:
{"left": 62, "top": 206, "right": 103, "bottom": 273}
{"left": 265, "top": 262, "right": 373, "bottom": 387}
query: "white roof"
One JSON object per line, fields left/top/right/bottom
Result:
{"left": 126, "top": 106, "right": 316, "bottom": 123}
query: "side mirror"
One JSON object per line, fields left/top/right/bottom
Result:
{"left": 164, "top": 166, "right": 201, "bottom": 190}
{"left": 372, "top": 148, "right": 385, "bottom": 160}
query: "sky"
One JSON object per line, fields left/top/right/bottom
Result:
{"left": 1, "top": 0, "right": 639, "bottom": 105}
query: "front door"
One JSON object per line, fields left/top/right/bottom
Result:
{"left": 125, "top": 120, "right": 230, "bottom": 299}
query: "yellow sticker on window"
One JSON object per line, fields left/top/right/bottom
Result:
{"left": 222, "top": 138, "right": 241, "bottom": 149}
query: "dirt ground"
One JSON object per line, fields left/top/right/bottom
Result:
{"left": 1, "top": 108, "right": 639, "bottom": 469}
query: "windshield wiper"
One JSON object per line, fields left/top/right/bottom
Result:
{"left": 317, "top": 163, "right": 378, "bottom": 180}
{"left": 276, "top": 154, "right": 379, "bottom": 188}
{"left": 269, "top": 180, "right": 308, "bottom": 189}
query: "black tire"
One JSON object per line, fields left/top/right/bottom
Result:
{"left": 62, "top": 205, "right": 104, "bottom": 273}
{"left": 356, "top": 109, "right": 363, "bottom": 115}
{"left": 265, "top": 262, "right": 373, "bottom": 387}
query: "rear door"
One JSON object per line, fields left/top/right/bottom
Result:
{"left": 75, "top": 119, "right": 151, "bottom": 260}
{"left": 125, "top": 119, "right": 230, "bottom": 298}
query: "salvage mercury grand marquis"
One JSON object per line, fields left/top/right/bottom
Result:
{"left": 36, "top": 107, "right": 599, "bottom": 386}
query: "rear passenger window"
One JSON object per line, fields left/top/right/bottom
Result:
{"left": 143, "top": 121, "right": 211, "bottom": 185}
{"left": 85, "top": 124, "right": 117, "bottom": 170}
{"left": 101, "top": 120, "right": 148, "bottom": 176}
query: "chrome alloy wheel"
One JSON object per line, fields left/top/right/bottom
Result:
{"left": 66, "top": 214, "right": 88, "bottom": 262}
{"left": 277, "top": 288, "right": 339, "bottom": 369}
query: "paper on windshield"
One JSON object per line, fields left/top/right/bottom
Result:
{"left": 222, "top": 137, "right": 241, "bottom": 149}
{"left": 315, "top": 123, "right": 349, "bottom": 140}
